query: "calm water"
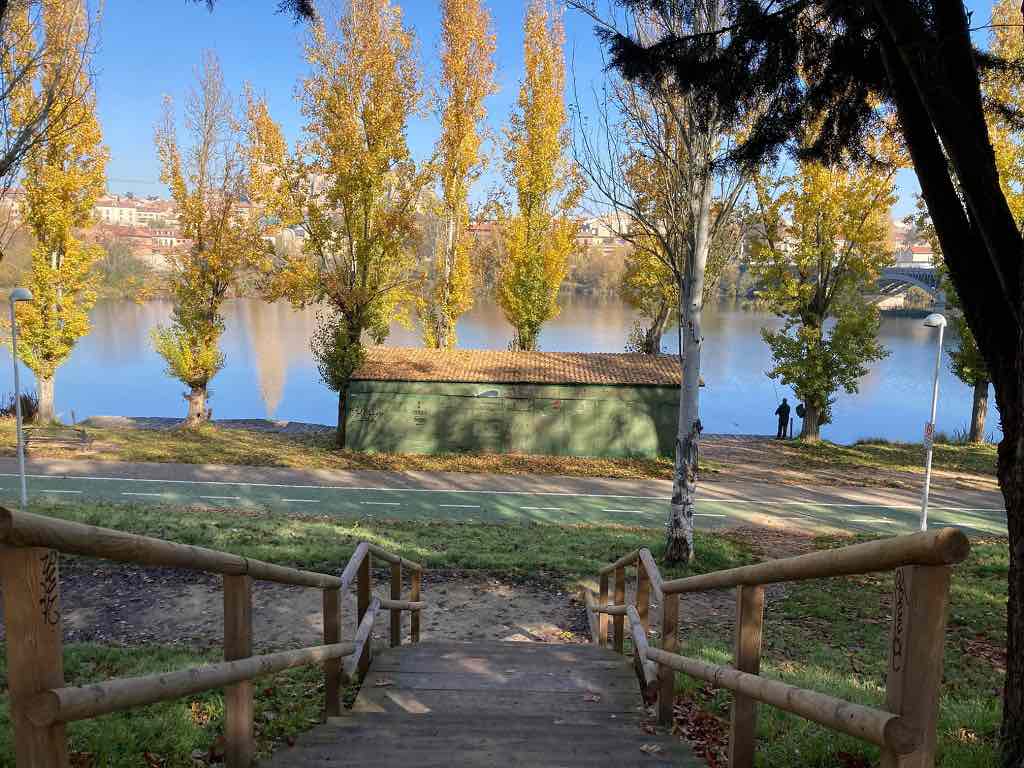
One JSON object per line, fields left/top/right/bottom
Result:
{"left": 2, "top": 295, "right": 1000, "bottom": 445}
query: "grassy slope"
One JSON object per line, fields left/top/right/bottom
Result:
{"left": 0, "top": 420, "right": 998, "bottom": 480}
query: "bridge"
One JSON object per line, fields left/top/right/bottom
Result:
{"left": 1, "top": 507, "right": 969, "bottom": 767}
{"left": 876, "top": 265, "right": 945, "bottom": 306}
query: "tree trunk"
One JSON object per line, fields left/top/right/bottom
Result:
{"left": 643, "top": 300, "right": 670, "bottom": 355}
{"left": 336, "top": 378, "right": 350, "bottom": 449}
{"left": 969, "top": 379, "right": 989, "bottom": 444}
{"left": 665, "top": 180, "right": 712, "bottom": 565}
{"left": 800, "top": 404, "right": 821, "bottom": 441}
{"left": 997, "top": 407, "right": 1024, "bottom": 768}
{"left": 183, "top": 385, "right": 209, "bottom": 427}
{"left": 36, "top": 376, "right": 54, "bottom": 424}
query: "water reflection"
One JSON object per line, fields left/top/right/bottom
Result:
{"left": 0, "top": 295, "right": 999, "bottom": 445}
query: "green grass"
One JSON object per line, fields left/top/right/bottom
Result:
{"left": 26, "top": 500, "right": 750, "bottom": 581}
{"left": 786, "top": 438, "right": 998, "bottom": 477}
{"left": 0, "top": 644, "right": 335, "bottom": 766}
{"left": 0, "top": 502, "right": 1005, "bottom": 766}
{"left": 670, "top": 536, "right": 1007, "bottom": 767}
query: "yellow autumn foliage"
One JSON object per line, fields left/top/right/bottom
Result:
{"left": 497, "top": 0, "right": 582, "bottom": 351}
{"left": 13, "top": 0, "right": 107, "bottom": 421}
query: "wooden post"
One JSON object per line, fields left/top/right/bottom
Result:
{"left": 729, "top": 585, "right": 765, "bottom": 768}
{"left": 410, "top": 569, "right": 421, "bottom": 643}
{"left": 881, "top": 565, "right": 952, "bottom": 768}
{"left": 357, "top": 552, "right": 372, "bottom": 675}
{"left": 390, "top": 562, "right": 402, "bottom": 648}
{"left": 223, "top": 574, "right": 254, "bottom": 768}
{"left": 0, "top": 547, "right": 69, "bottom": 767}
{"left": 598, "top": 572, "right": 609, "bottom": 647}
{"left": 636, "top": 561, "right": 651, "bottom": 633}
{"left": 322, "top": 587, "right": 341, "bottom": 717}
{"left": 613, "top": 566, "right": 626, "bottom": 654}
{"left": 658, "top": 593, "right": 679, "bottom": 726}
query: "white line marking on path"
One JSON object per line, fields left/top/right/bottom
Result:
{"left": 695, "top": 513, "right": 726, "bottom": 517}
{"left": 282, "top": 498, "right": 320, "bottom": 504}
{"left": 41, "top": 489, "right": 81, "bottom": 494}
{"left": 122, "top": 492, "right": 164, "bottom": 497}
{"left": 602, "top": 509, "right": 647, "bottom": 514}
{"left": 521, "top": 506, "right": 562, "bottom": 511}
{"left": 361, "top": 501, "right": 400, "bottom": 506}
{"left": 200, "top": 495, "right": 240, "bottom": 501}
{"left": 0, "top": 473, "right": 1004, "bottom": 513}
{"left": 439, "top": 504, "right": 480, "bottom": 509}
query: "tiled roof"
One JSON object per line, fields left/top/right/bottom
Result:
{"left": 353, "top": 347, "right": 681, "bottom": 386}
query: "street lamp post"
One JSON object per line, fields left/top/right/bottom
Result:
{"left": 9, "top": 287, "right": 32, "bottom": 510}
{"left": 920, "top": 312, "right": 947, "bottom": 531}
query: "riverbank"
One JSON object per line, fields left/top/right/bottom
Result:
{"left": 0, "top": 417, "right": 998, "bottom": 493}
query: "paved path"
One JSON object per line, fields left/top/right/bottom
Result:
{"left": 0, "top": 457, "right": 1006, "bottom": 537}
{"left": 266, "top": 641, "right": 697, "bottom": 767}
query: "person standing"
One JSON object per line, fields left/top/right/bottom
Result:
{"left": 775, "top": 398, "right": 791, "bottom": 439}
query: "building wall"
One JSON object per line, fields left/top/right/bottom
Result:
{"left": 344, "top": 380, "right": 679, "bottom": 458}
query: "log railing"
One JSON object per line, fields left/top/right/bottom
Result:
{"left": 583, "top": 528, "right": 970, "bottom": 768}
{"left": 0, "top": 507, "right": 424, "bottom": 768}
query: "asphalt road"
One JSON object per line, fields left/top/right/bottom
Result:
{"left": 0, "top": 457, "right": 1007, "bottom": 537}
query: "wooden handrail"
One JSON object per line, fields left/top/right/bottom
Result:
{"left": 0, "top": 508, "right": 341, "bottom": 589}
{"left": 366, "top": 542, "right": 423, "bottom": 572}
{"left": 660, "top": 528, "right": 969, "bottom": 595}
{"left": 593, "top": 528, "right": 970, "bottom": 768}
{"left": 598, "top": 548, "right": 640, "bottom": 576}
{"left": 638, "top": 548, "right": 663, "bottom": 599}
{"left": 26, "top": 643, "right": 356, "bottom": 726}
{"left": 380, "top": 598, "right": 424, "bottom": 611}
{"left": 344, "top": 597, "right": 383, "bottom": 680}
{"left": 646, "top": 648, "right": 920, "bottom": 754}
{"left": 0, "top": 505, "right": 426, "bottom": 768}
{"left": 626, "top": 605, "right": 657, "bottom": 689}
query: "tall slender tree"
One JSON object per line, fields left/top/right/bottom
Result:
{"left": 152, "top": 52, "right": 269, "bottom": 426}
{"left": 13, "top": 0, "right": 106, "bottom": 423}
{"left": 576, "top": 0, "right": 752, "bottom": 562}
{"left": 498, "top": 0, "right": 581, "bottom": 352}
{"left": 420, "top": 0, "right": 496, "bottom": 348}
{"left": 247, "top": 0, "right": 429, "bottom": 447}
{"left": 598, "top": 1, "right": 1024, "bottom": 760}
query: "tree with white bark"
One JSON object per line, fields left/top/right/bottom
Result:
{"left": 574, "top": 0, "right": 750, "bottom": 563}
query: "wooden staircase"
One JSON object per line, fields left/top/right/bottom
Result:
{"left": 263, "top": 640, "right": 701, "bottom": 767}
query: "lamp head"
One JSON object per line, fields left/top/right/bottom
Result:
{"left": 923, "top": 313, "right": 947, "bottom": 329}
{"left": 9, "top": 287, "right": 32, "bottom": 303}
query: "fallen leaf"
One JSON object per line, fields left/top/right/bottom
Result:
{"left": 640, "top": 744, "right": 664, "bottom": 755}
{"left": 583, "top": 692, "right": 601, "bottom": 703}
{"left": 375, "top": 678, "right": 395, "bottom": 687}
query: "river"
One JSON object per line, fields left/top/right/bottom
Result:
{"left": 2, "top": 295, "right": 998, "bottom": 445}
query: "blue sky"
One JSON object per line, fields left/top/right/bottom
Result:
{"left": 95, "top": 0, "right": 996, "bottom": 218}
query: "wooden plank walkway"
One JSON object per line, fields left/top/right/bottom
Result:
{"left": 263, "top": 640, "right": 703, "bottom": 766}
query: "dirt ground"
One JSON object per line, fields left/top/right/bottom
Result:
{"left": 702, "top": 435, "right": 998, "bottom": 493}
{"left": 0, "top": 528, "right": 817, "bottom": 652}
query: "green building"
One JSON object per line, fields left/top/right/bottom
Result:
{"left": 345, "top": 348, "right": 681, "bottom": 458}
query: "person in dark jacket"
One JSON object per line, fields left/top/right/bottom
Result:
{"left": 775, "top": 398, "right": 791, "bottom": 439}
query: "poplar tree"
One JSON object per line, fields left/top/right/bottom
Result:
{"left": 420, "top": 0, "right": 496, "bottom": 348}
{"left": 247, "top": 0, "right": 429, "bottom": 447}
{"left": 13, "top": 0, "right": 106, "bottom": 423}
{"left": 497, "top": 0, "right": 581, "bottom": 351}
{"left": 152, "top": 52, "right": 268, "bottom": 426}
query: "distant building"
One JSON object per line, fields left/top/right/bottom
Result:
{"left": 889, "top": 217, "right": 935, "bottom": 268}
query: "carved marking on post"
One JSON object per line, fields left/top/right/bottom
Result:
{"left": 39, "top": 551, "right": 60, "bottom": 626}
{"left": 891, "top": 567, "right": 906, "bottom": 673}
